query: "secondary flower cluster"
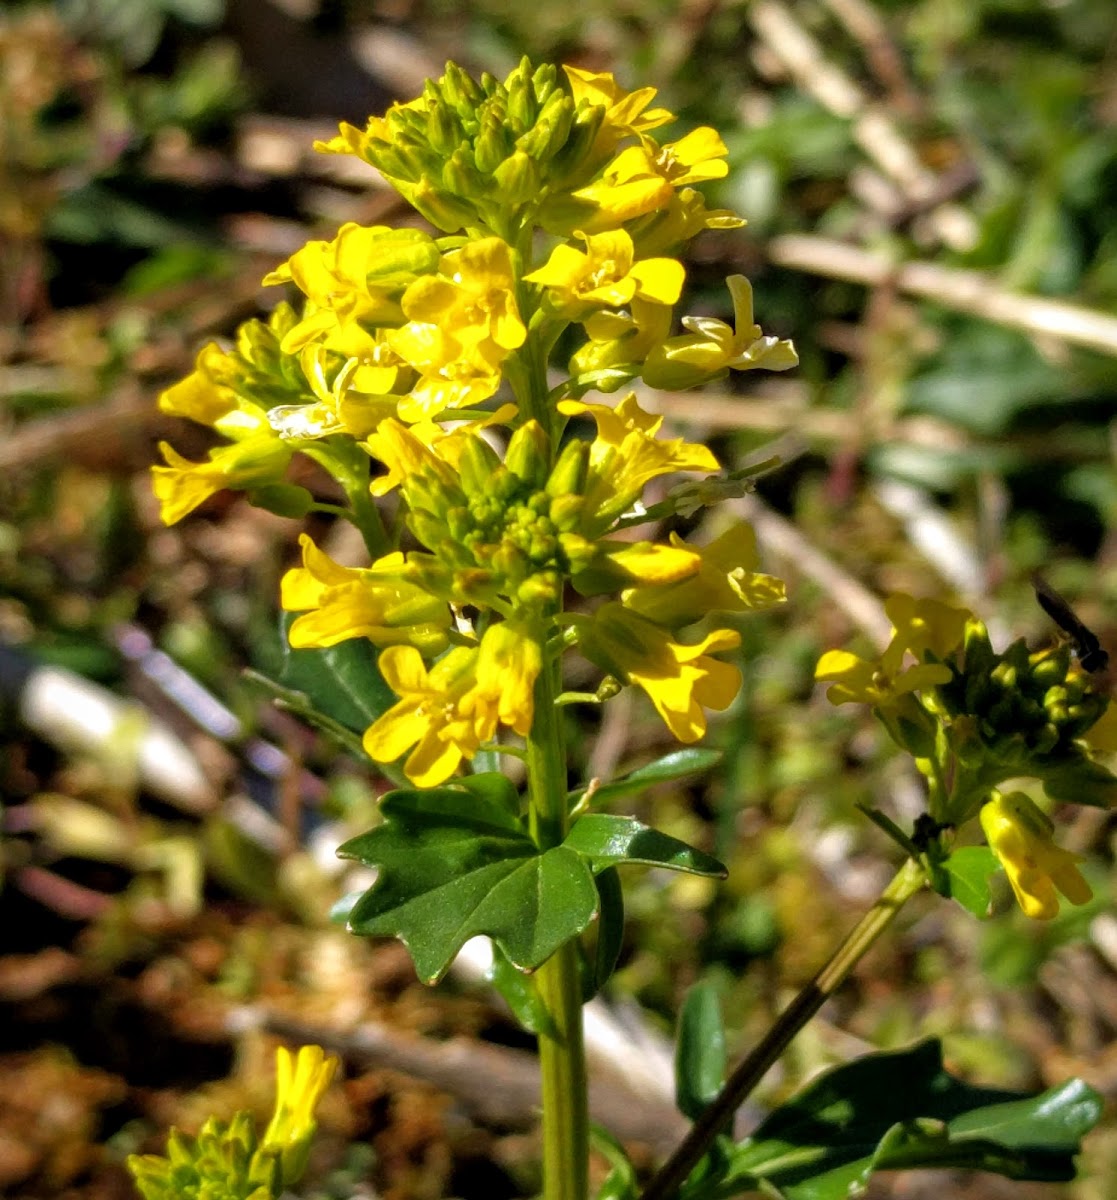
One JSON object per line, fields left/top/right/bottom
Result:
{"left": 817, "top": 594, "right": 1117, "bottom": 919}
{"left": 152, "top": 60, "right": 796, "bottom": 787}
{"left": 128, "top": 1045, "right": 338, "bottom": 1200}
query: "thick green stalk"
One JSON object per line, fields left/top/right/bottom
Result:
{"left": 640, "top": 856, "right": 928, "bottom": 1200}
{"left": 527, "top": 656, "right": 589, "bottom": 1200}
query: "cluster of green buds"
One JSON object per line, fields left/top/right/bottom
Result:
{"left": 152, "top": 58, "right": 797, "bottom": 788}
{"left": 127, "top": 1046, "right": 338, "bottom": 1200}
{"left": 816, "top": 594, "right": 1117, "bottom": 919}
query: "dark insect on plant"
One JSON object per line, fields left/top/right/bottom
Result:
{"left": 1032, "top": 572, "right": 1109, "bottom": 674}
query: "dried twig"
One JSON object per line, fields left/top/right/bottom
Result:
{"left": 769, "top": 234, "right": 1117, "bottom": 358}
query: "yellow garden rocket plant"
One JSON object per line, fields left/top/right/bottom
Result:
{"left": 142, "top": 59, "right": 1115, "bottom": 1200}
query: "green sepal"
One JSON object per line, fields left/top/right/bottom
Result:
{"left": 689, "top": 1039, "right": 1102, "bottom": 1200}
{"left": 939, "top": 845, "right": 999, "bottom": 917}
{"left": 564, "top": 813, "right": 727, "bottom": 878}
{"left": 675, "top": 982, "right": 726, "bottom": 1121}
{"left": 568, "top": 749, "right": 722, "bottom": 810}
{"left": 245, "top": 482, "right": 316, "bottom": 518}
{"left": 338, "top": 786, "right": 599, "bottom": 982}
{"left": 1040, "top": 756, "right": 1117, "bottom": 808}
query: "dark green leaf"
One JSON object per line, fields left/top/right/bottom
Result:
{"left": 942, "top": 846, "right": 999, "bottom": 917}
{"left": 338, "top": 787, "right": 598, "bottom": 982}
{"left": 571, "top": 749, "right": 722, "bottom": 809}
{"left": 675, "top": 982, "right": 726, "bottom": 1120}
{"left": 564, "top": 814, "right": 727, "bottom": 877}
{"left": 584, "top": 867, "right": 624, "bottom": 1002}
{"left": 456, "top": 772, "right": 523, "bottom": 821}
{"left": 698, "top": 1040, "right": 1102, "bottom": 1200}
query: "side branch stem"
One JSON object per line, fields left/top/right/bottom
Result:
{"left": 527, "top": 657, "right": 588, "bottom": 1200}
{"left": 639, "top": 856, "right": 928, "bottom": 1200}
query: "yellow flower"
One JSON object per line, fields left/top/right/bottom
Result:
{"left": 362, "top": 416, "right": 461, "bottom": 500}
{"left": 568, "top": 145, "right": 675, "bottom": 228}
{"left": 577, "top": 603, "right": 741, "bottom": 742}
{"left": 265, "top": 345, "right": 398, "bottom": 442}
{"left": 152, "top": 435, "right": 292, "bottom": 525}
{"left": 569, "top": 297, "right": 674, "bottom": 382}
{"left": 524, "top": 228, "right": 684, "bottom": 318}
{"left": 562, "top": 65, "right": 674, "bottom": 149}
{"left": 363, "top": 645, "right": 482, "bottom": 786}
{"left": 881, "top": 593, "right": 971, "bottom": 672}
{"left": 387, "top": 237, "right": 526, "bottom": 419}
{"left": 631, "top": 187, "right": 745, "bottom": 257}
{"left": 456, "top": 622, "right": 542, "bottom": 741}
{"left": 281, "top": 533, "right": 450, "bottom": 654}
{"left": 395, "top": 237, "right": 525, "bottom": 369}
{"left": 262, "top": 1045, "right": 339, "bottom": 1186}
{"left": 814, "top": 649, "right": 951, "bottom": 708}
{"left": 568, "top": 129, "right": 729, "bottom": 232}
{"left": 263, "top": 224, "right": 439, "bottom": 354}
{"left": 642, "top": 275, "right": 798, "bottom": 389}
{"left": 559, "top": 391, "right": 719, "bottom": 529}
{"left": 621, "top": 524, "right": 786, "bottom": 628}
{"left": 159, "top": 341, "right": 240, "bottom": 426}
{"left": 980, "top": 791, "right": 1091, "bottom": 920}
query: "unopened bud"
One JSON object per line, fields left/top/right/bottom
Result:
{"left": 504, "top": 421, "right": 550, "bottom": 487}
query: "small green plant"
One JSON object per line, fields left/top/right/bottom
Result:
{"left": 148, "top": 59, "right": 1114, "bottom": 1200}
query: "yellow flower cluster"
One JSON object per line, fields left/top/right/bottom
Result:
{"left": 815, "top": 593, "right": 1115, "bottom": 921}
{"left": 153, "top": 60, "right": 797, "bottom": 786}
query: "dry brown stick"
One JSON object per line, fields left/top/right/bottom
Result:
{"left": 747, "top": 0, "right": 938, "bottom": 205}
{"left": 769, "top": 234, "right": 1117, "bottom": 358}
{"left": 243, "top": 1007, "right": 688, "bottom": 1150}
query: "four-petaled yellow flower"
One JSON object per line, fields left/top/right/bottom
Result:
{"left": 388, "top": 237, "right": 527, "bottom": 419}
{"left": 643, "top": 274, "right": 798, "bottom": 389}
{"left": 814, "top": 648, "right": 952, "bottom": 709}
{"left": 571, "top": 129, "right": 729, "bottom": 231}
{"left": 281, "top": 533, "right": 450, "bottom": 655}
{"left": 881, "top": 593, "right": 971, "bottom": 672}
{"left": 621, "top": 524, "right": 787, "bottom": 630}
{"left": 980, "top": 791, "right": 1091, "bottom": 920}
{"left": 562, "top": 65, "right": 673, "bottom": 151}
{"left": 363, "top": 625, "right": 543, "bottom": 786}
{"left": 525, "top": 229, "right": 684, "bottom": 318}
{"left": 560, "top": 392, "right": 720, "bottom": 528}
{"left": 577, "top": 602, "right": 741, "bottom": 742}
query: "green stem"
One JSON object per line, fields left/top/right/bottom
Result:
{"left": 527, "top": 657, "right": 588, "bottom": 1200}
{"left": 639, "top": 856, "right": 928, "bottom": 1200}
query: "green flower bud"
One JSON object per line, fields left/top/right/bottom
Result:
{"left": 427, "top": 102, "right": 461, "bottom": 155}
{"left": 504, "top": 420, "right": 550, "bottom": 487}
{"left": 475, "top": 113, "right": 513, "bottom": 175}
{"left": 549, "top": 493, "right": 586, "bottom": 531}
{"left": 458, "top": 434, "right": 502, "bottom": 496}
{"left": 441, "top": 61, "right": 484, "bottom": 114}
{"left": 517, "top": 570, "right": 563, "bottom": 608}
{"left": 442, "top": 149, "right": 487, "bottom": 200}
{"left": 493, "top": 151, "right": 541, "bottom": 205}
{"left": 550, "top": 103, "right": 606, "bottom": 178}
{"left": 546, "top": 438, "right": 589, "bottom": 497}
{"left": 408, "top": 177, "right": 474, "bottom": 232}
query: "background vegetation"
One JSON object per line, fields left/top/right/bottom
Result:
{"left": 1, "top": 0, "right": 1116, "bottom": 1196}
